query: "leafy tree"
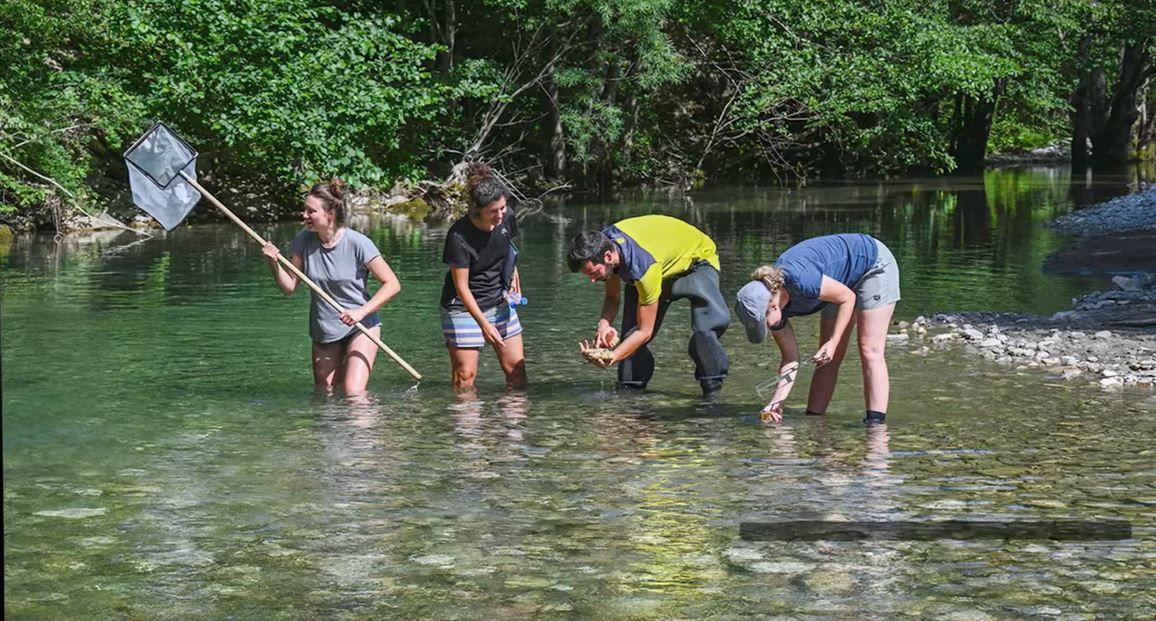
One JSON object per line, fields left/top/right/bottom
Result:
{"left": 0, "top": 0, "right": 143, "bottom": 217}
{"left": 117, "top": 0, "right": 450, "bottom": 186}
{"left": 1071, "top": 0, "right": 1155, "bottom": 169}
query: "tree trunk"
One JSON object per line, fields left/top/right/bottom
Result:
{"left": 1090, "top": 40, "right": 1151, "bottom": 167}
{"left": 1071, "top": 36, "right": 1092, "bottom": 172}
{"left": 545, "top": 78, "right": 566, "bottom": 178}
{"left": 950, "top": 80, "right": 1005, "bottom": 174}
{"left": 429, "top": 0, "right": 456, "bottom": 73}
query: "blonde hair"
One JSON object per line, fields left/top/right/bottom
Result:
{"left": 750, "top": 264, "right": 784, "bottom": 293}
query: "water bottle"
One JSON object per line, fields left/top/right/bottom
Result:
{"left": 507, "top": 290, "right": 528, "bottom": 308}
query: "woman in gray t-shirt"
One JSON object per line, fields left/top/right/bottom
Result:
{"left": 261, "top": 179, "right": 401, "bottom": 395}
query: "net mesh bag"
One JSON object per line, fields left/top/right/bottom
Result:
{"left": 124, "top": 122, "right": 201, "bottom": 231}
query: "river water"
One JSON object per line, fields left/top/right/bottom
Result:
{"left": 4, "top": 169, "right": 1155, "bottom": 619}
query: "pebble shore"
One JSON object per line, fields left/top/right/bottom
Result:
{"left": 1049, "top": 185, "right": 1156, "bottom": 237}
{"left": 914, "top": 185, "right": 1156, "bottom": 389}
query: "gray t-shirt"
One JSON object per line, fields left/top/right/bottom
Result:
{"left": 290, "top": 228, "right": 382, "bottom": 343}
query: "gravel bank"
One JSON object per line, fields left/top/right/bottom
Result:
{"left": 1049, "top": 185, "right": 1156, "bottom": 237}
{"left": 917, "top": 186, "right": 1156, "bottom": 390}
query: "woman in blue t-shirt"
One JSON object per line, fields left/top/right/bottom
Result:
{"left": 261, "top": 178, "right": 401, "bottom": 395}
{"left": 439, "top": 164, "right": 527, "bottom": 394}
{"left": 734, "top": 234, "right": 900, "bottom": 425}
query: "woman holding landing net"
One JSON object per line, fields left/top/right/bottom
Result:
{"left": 262, "top": 179, "right": 401, "bottom": 395}
{"left": 734, "top": 234, "right": 900, "bottom": 425}
{"left": 439, "top": 164, "right": 527, "bottom": 393}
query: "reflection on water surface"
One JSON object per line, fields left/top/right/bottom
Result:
{"left": 4, "top": 169, "right": 1154, "bottom": 619}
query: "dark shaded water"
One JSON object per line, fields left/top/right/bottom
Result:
{"left": 4, "top": 169, "right": 1155, "bottom": 619}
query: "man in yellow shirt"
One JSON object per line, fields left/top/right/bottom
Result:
{"left": 567, "top": 215, "right": 730, "bottom": 397}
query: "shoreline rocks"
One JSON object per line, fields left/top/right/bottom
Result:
{"left": 1049, "top": 185, "right": 1156, "bottom": 237}
{"left": 924, "top": 185, "right": 1156, "bottom": 390}
{"left": 916, "top": 310, "right": 1156, "bottom": 389}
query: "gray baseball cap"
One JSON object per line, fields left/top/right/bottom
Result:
{"left": 735, "top": 281, "right": 771, "bottom": 343}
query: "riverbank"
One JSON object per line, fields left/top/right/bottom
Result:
{"left": 917, "top": 185, "right": 1156, "bottom": 389}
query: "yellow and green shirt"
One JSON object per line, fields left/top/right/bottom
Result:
{"left": 603, "top": 215, "right": 720, "bottom": 305}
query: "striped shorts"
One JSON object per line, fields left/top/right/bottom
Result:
{"left": 440, "top": 303, "right": 523, "bottom": 349}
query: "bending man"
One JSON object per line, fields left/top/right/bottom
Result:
{"left": 567, "top": 215, "right": 729, "bottom": 397}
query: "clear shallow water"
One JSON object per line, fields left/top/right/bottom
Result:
{"left": 4, "top": 170, "right": 1155, "bottom": 619}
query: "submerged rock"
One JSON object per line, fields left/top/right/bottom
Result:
{"left": 34, "top": 507, "right": 107, "bottom": 518}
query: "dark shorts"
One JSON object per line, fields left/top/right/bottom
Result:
{"left": 318, "top": 312, "right": 381, "bottom": 346}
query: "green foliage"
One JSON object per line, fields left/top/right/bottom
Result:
{"left": 117, "top": 0, "right": 448, "bottom": 187}
{"left": 2, "top": 0, "right": 1151, "bottom": 221}
{"left": 0, "top": 0, "right": 144, "bottom": 215}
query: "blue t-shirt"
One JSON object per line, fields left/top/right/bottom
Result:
{"left": 290, "top": 228, "right": 382, "bottom": 343}
{"left": 776, "top": 233, "right": 878, "bottom": 319}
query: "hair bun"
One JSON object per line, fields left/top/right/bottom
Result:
{"left": 327, "top": 177, "right": 348, "bottom": 199}
{"left": 465, "top": 162, "right": 493, "bottom": 188}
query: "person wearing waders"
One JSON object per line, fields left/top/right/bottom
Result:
{"left": 567, "top": 215, "right": 729, "bottom": 398}
{"left": 733, "top": 233, "right": 900, "bottom": 426}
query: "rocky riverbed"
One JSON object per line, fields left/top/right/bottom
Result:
{"left": 915, "top": 185, "right": 1156, "bottom": 389}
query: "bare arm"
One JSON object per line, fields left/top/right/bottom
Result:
{"left": 763, "top": 321, "right": 801, "bottom": 420}
{"left": 607, "top": 300, "right": 658, "bottom": 363}
{"left": 262, "top": 242, "right": 300, "bottom": 295}
{"left": 595, "top": 275, "right": 621, "bottom": 347}
{"left": 339, "top": 256, "right": 400, "bottom": 325}
{"left": 814, "top": 275, "right": 857, "bottom": 363}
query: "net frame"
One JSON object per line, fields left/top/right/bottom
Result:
{"left": 123, "top": 122, "right": 203, "bottom": 231}
{"left": 123, "top": 121, "right": 199, "bottom": 189}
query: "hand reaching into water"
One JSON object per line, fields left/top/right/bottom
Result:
{"left": 760, "top": 401, "right": 783, "bottom": 423}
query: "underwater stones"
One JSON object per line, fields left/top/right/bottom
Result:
{"left": 504, "top": 576, "right": 554, "bottom": 589}
{"left": 411, "top": 554, "right": 456, "bottom": 567}
{"left": 1093, "top": 330, "right": 1113, "bottom": 339}
{"left": 724, "top": 547, "right": 764, "bottom": 563}
{"left": 802, "top": 570, "right": 855, "bottom": 594}
{"left": 1024, "top": 499, "right": 1068, "bottom": 509}
{"left": 748, "top": 561, "right": 812, "bottom": 574}
{"left": 931, "top": 608, "right": 998, "bottom": 621}
{"left": 33, "top": 507, "right": 107, "bottom": 518}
